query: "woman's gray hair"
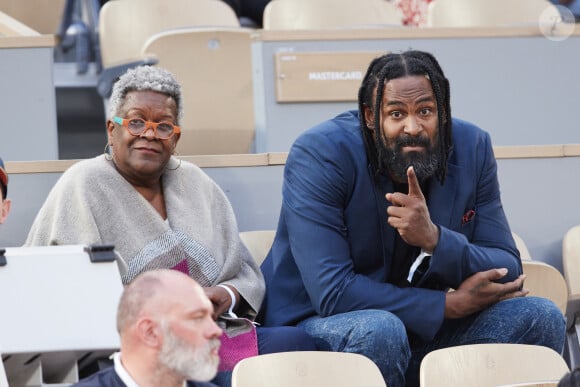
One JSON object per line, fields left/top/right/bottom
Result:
{"left": 107, "top": 66, "right": 183, "bottom": 124}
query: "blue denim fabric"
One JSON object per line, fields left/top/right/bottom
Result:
{"left": 298, "top": 297, "right": 565, "bottom": 387}
{"left": 298, "top": 309, "right": 411, "bottom": 387}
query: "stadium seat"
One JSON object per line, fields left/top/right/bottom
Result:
{"left": 263, "top": 0, "right": 403, "bottom": 29}
{"left": 0, "top": 0, "right": 66, "bottom": 34}
{"left": 522, "top": 260, "right": 568, "bottom": 315}
{"left": 97, "top": 0, "right": 240, "bottom": 98}
{"left": 563, "top": 226, "right": 580, "bottom": 369}
{"left": 141, "top": 27, "right": 255, "bottom": 155}
{"left": 99, "top": 0, "right": 239, "bottom": 68}
{"left": 231, "top": 351, "right": 386, "bottom": 387}
{"left": 239, "top": 230, "right": 275, "bottom": 265}
{"left": 513, "top": 231, "right": 532, "bottom": 260}
{"left": 420, "top": 343, "right": 569, "bottom": 387}
{"left": 512, "top": 232, "right": 567, "bottom": 314}
{"left": 426, "top": 0, "right": 561, "bottom": 27}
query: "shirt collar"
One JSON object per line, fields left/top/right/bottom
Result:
{"left": 113, "top": 352, "right": 140, "bottom": 387}
{"left": 113, "top": 352, "right": 188, "bottom": 387}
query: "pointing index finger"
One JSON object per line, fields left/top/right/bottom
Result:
{"left": 407, "top": 166, "right": 424, "bottom": 199}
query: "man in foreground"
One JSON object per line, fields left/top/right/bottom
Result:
{"left": 74, "top": 269, "right": 222, "bottom": 387}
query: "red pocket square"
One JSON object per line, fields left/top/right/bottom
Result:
{"left": 462, "top": 209, "right": 476, "bottom": 225}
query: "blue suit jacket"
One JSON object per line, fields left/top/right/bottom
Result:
{"left": 73, "top": 365, "right": 217, "bottom": 387}
{"left": 260, "top": 110, "right": 521, "bottom": 341}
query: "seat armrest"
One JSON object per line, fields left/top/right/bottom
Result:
{"left": 97, "top": 57, "right": 158, "bottom": 98}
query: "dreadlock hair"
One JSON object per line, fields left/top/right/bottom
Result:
{"left": 357, "top": 50, "right": 452, "bottom": 184}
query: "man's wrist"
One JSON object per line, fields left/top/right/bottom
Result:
{"left": 424, "top": 224, "right": 440, "bottom": 254}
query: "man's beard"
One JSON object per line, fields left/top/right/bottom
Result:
{"left": 379, "top": 133, "right": 440, "bottom": 183}
{"left": 158, "top": 322, "right": 221, "bottom": 382}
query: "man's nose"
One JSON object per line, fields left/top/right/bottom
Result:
{"left": 207, "top": 318, "right": 223, "bottom": 338}
{"left": 404, "top": 116, "right": 422, "bottom": 136}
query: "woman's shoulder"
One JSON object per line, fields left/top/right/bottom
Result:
{"left": 58, "top": 156, "right": 110, "bottom": 185}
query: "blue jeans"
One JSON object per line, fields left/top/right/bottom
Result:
{"left": 298, "top": 297, "right": 565, "bottom": 387}
{"left": 212, "top": 325, "right": 317, "bottom": 387}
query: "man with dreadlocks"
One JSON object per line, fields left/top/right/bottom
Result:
{"left": 258, "top": 50, "right": 565, "bottom": 386}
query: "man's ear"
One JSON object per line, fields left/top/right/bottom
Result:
{"left": 0, "top": 199, "right": 11, "bottom": 224}
{"left": 363, "top": 106, "right": 374, "bottom": 129}
{"left": 135, "top": 318, "right": 163, "bottom": 349}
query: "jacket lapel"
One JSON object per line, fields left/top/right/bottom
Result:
{"left": 374, "top": 172, "right": 396, "bottom": 281}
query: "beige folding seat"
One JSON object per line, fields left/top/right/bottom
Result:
{"left": 263, "top": 0, "right": 403, "bottom": 29}
{"left": 426, "top": 0, "right": 561, "bottom": 27}
{"left": 239, "top": 230, "right": 275, "bottom": 266}
{"left": 420, "top": 343, "right": 569, "bottom": 387}
{"left": 232, "top": 351, "right": 386, "bottom": 387}
{"left": 142, "top": 27, "right": 255, "bottom": 155}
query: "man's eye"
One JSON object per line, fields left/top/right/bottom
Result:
{"left": 391, "top": 111, "right": 402, "bottom": 118}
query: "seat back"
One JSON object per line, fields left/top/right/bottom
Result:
{"left": 562, "top": 226, "right": 580, "bottom": 373}
{"left": 239, "top": 230, "right": 275, "bottom": 266}
{"left": 427, "top": 0, "right": 560, "bottom": 27}
{"left": 263, "top": 0, "right": 403, "bottom": 29}
{"left": 510, "top": 232, "right": 567, "bottom": 314}
{"left": 563, "top": 226, "right": 580, "bottom": 296}
{"left": 231, "top": 351, "right": 386, "bottom": 387}
{"left": 99, "top": 0, "right": 239, "bottom": 67}
{"left": 496, "top": 382, "right": 559, "bottom": 387}
{"left": 142, "top": 27, "right": 254, "bottom": 155}
{"left": 522, "top": 260, "right": 568, "bottom": 314}
{"left": 513, "top": 231, "right": 532, "bottom": 260}
{"left": 0, "top": 0, "right": 66, "bottom": 34}
{"left": 420, "top": 343, "right": 569, "bottom": 387}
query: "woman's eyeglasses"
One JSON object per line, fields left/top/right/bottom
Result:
{"left": 113, "top": 117, "right": 180, "bottom": 140}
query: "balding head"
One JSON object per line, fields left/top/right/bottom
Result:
{"left": 117, "top": 269, "right": 205, "bottom": 333}
{"left": 115, "top": 269, "right": 222, "bottom": 384}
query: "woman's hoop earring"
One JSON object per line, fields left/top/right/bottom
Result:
{"left": 104, "top": 143, "right": 113, "bottom": 161}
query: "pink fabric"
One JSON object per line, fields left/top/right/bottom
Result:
{"left": 393, "top": 0, "right": 433, "bottom": 26}
{"left": 171, "top": 259, "right": 188, "bottom": 275}
{"left": 218, "top": 322, "right": 258, "bottom": 372}
{"left": 170, "top": 260, "right": 259, "bottom": 371}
